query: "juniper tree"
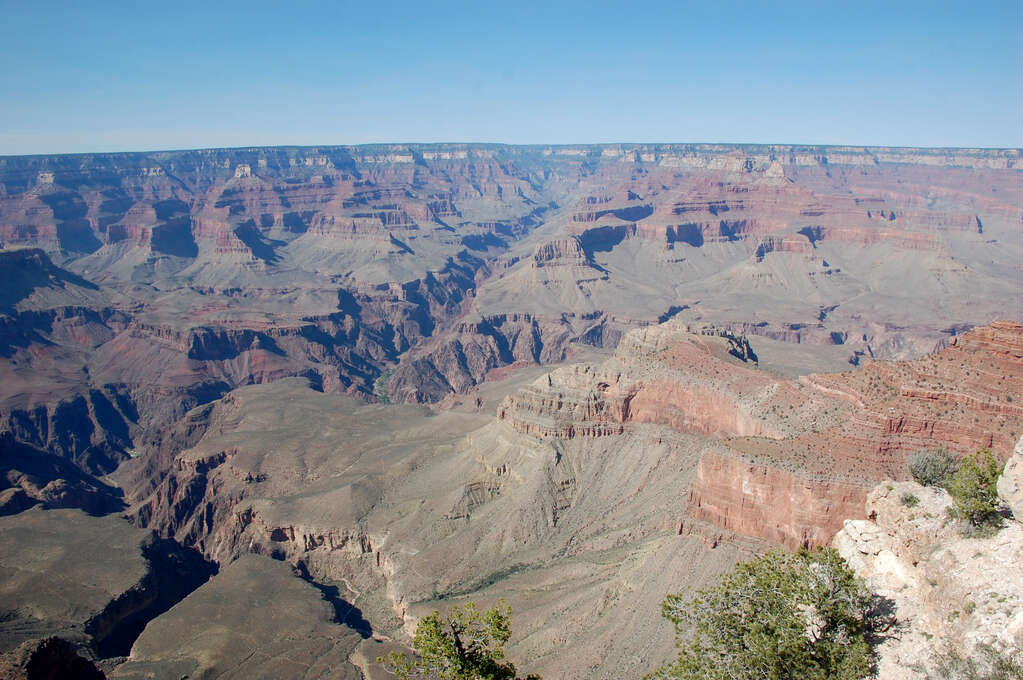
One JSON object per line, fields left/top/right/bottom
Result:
{"left": 945, "top": 448, "right": 1003, "bottom": 532}
{"left": 648, "top": 547, "right": 879, "bottom": 680}
{"left": 380, "top": 600, "right": 539, "bottom": 680}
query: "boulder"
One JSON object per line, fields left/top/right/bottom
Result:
{"left": 997, "top": 434, "right": 1023, "bottom": 520}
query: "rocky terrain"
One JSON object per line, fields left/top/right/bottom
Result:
{"left": 0, "top": 508, "right": 213, "bottom": 677}
{"left": 2, "top": 144, "right": 1022, "bottom": 463}
{"left": 835, "top": 434, "right": 1023, "bottom": 678}
{"left": 111, "top": 375, "right": 751, "bottom": 678}
{"left": 109, "top": 554, "right": 366, "bottom": 680}
{"left": 41, "top": 319, "right": 1015, "bottom": 678}
{"left": 1, "top": 143, "right": 1022, "bottom": 678}
{"left": 690, "top": 320, "right": 1023, "bottom": 548}
{"left": 497, "top": 320, "right": 1023, "bottom": 550}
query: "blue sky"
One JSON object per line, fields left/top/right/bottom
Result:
{"left": 1, "top": 0, "right": 1020, "bottom": 154}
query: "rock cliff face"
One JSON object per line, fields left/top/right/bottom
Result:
{"left": 685, "top": 451, "right": 867, "bottom": 549}
{"left": 751, "top": 234, "right": 816, "bottom": 261}
{"left": 494, "top": 320, "right": 1023, "bottom": 550}
{"left": 0, "top": 433, "right": 125, "bottom": 516}
{"left": 532, "top": 237, "right": 590, "bottom": 267}
{"left": 497, "top": 322, "right": 821, "bottom": 439}
{"left": 998, "top": 435, "right": 1023, "bottom": 518}
{"left": 834, "top": 450, "right": 1023, "bottom": 679}
{"left": 688, "top": 321, "right": 1023, "bottom": 548}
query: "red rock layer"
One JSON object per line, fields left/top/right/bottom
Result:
{"left": 498, "top": 321, "right": 1023, "bottom": 550}
{"left": 686, "top": 451, "right": 867, "bottom": 549}
{"left": 801, "top": 226, "right": 944, "bottom": 251}
{"left": 689, "top": 321, "right": 1023, "bottom": 548}
{"left": 497, "top": 325, "right": 822, "bottom": 441}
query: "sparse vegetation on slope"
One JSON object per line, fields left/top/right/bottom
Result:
{"left": 931, "top": 643, "right": 1023, "bottom": 680}
{"left": 834, "top": 440, "right": 1023, "bottom": 680}
{"left": 909, "top": 448, "right": 960, "bottom": 487}
{"left": 908, "top": 446, "right": 1004, "bottom": 534}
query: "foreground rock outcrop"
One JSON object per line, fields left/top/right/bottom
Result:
{"left": 998, "top": 434, "right": 1023, "bottom": 518}
{"left": 835, "top": 445, "right": 1023, "bottom": 679}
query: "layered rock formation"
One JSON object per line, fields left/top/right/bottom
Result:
{"left": 4, "top": 318, "right": 1005, "bottom": 679}
{"left": 111, "top": 319, "right": 1022, "bottom": 677}
{"left": 1, "top": 143, "right": 1021, "bottom": 459}
{"left": 0, "top": 433, "right": 125, "bottom": 515}
{"left": 497, "top": 320, "right": 1023, "bottom": 550}
{"left": 684, "top": 321, "right": 1023, "bottom": 548}
{"left": 113, "top": 377, "right": 749, "bottom": 680}
{"left": 2, "top": 143, "right": 1023, "bottom": 678}
{"left": 497, "top": 323, "right": 818, "bottom": 440}
{"left": 685, "top": 451, "right": 868, "bottom": 549}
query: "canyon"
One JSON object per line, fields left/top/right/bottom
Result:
{"left": 1, "top": 143, "right": 1022, "bottom": 678}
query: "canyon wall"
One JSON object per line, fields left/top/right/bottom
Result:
{"left": 685, "top": 451, "right": 867, "bottom": 548}
{"left": 496, "top": 321, "right": 1023, "bottom": 550}
{"left": 2, "top": 143, "right": 1023, "bottom": 677}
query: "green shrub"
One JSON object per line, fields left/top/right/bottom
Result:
{"left": 373, "top": 368, "right": 395, "bottom": 403}
{"left": 945, "top": 448, "right": 1003, "bottom": 532}
{"left": 647, "top": 547, "right": 881, "bottom": 680}
{"left": 909, "top": 448, "right": 960, "bottom": 486}
{"left": 900, "top": 492, "right": 920, "bottom": 507}
{"left": 379, "top": 600, "right": 539, "bottom": 680}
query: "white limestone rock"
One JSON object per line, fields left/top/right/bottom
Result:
{"left": 997, "top": 434, "right": 1023, "bottom": 520}
{"left": 834, "top": 477, "right": 1023, "bottom": 679}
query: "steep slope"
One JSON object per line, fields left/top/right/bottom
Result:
{"left": 0, "top": 508, "right": 213, "bottom": 672}
{"left": 110, "top": 554, "right": 365, "bottom": 680}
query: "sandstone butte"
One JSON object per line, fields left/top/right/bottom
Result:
{"left": 498, "top": 320, "right": 1023, "bottom": 549}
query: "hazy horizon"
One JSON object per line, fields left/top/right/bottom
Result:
{"left": 3, "top": 139, "right": 1023, "bottom": 161}
{"left": 2, "top": 0, "right": 1021, "bottom": 155}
